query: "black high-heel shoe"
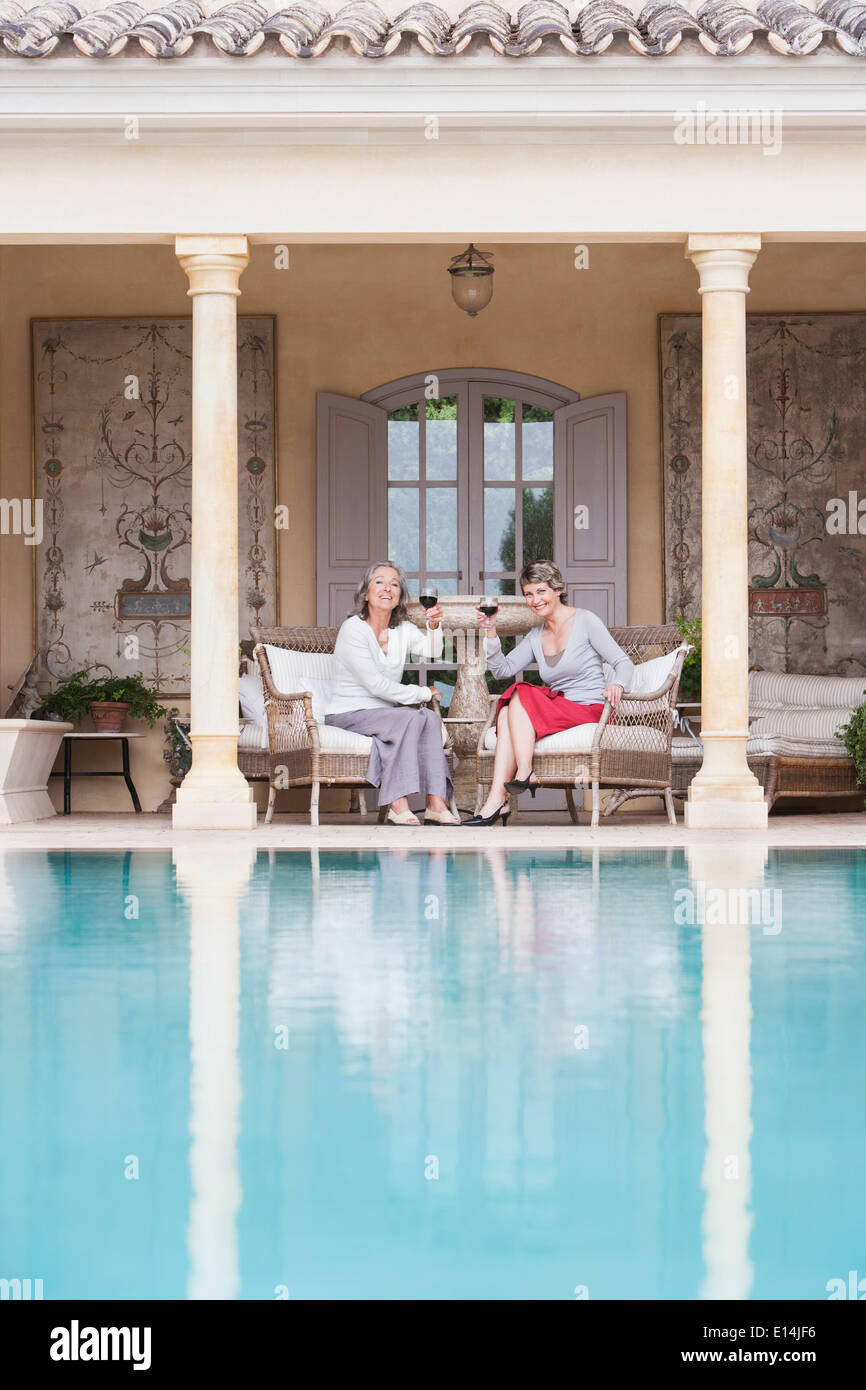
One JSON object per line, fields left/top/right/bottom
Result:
{"left": 461, "top": 802, "right": 511, "bottom": 827}
{"left": 504, "top": 774, "right": 538, "bottom": 798}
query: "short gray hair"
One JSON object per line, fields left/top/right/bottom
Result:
{"left": 519, "top": 560, "right": 567, "bottom": 601}
{"left": 350, "top": 562, "right": 411, "bottom": 627}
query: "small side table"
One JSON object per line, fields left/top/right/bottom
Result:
{"left": 51, "top": 732, "right": 145, "bottom": 814}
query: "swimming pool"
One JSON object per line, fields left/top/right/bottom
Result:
{"left": 0, "top": 847, "right": 863, "bottom": 1301}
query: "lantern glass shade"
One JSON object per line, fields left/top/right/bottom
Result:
{"left": 447, "top": 244, "right": 495, "bottom": 317}
{"left": 450, "top": 273, "right": 494, "bottom": 317}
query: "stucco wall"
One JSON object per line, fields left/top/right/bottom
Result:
{"left": 1, "top": 239, "right": 865, "bottom": 811}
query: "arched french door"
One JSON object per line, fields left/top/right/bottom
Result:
{"left": 317, "top": 368, "right": 626, "bottom": 628}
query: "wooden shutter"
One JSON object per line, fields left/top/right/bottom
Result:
{"left": 316, "top": 393, "right": 387, "bottom": 626}
{"left": 553, "top": 393, "right": 627, "bottom": 626}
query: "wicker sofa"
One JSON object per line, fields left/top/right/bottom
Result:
{"left": 671, "top": 669, "right": 866, "bottom": 811}
{"left": 474, "top": 624, "right": 687, "bottom": 826}
{"left": 247, "top": 625, "right": 456, "bottom": 825}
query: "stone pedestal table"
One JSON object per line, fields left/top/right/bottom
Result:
{"left": 407, "top": 595, "right": 538, "bottom": 811}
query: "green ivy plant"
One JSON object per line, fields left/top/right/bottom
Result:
{"left": 674, "top": 613, "right": 702, "bottom": 702}
{"left": 41, "top": 671, "right": 168, "bottom": 728}
{"left": 162, "top": 707, "right": 192, "bottom": 782}
{"left": 836, "top": 697, "right": 866, "bottom": 799}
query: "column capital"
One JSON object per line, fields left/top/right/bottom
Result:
{"left": 686, "top": 234, "right": 761, "bottom": 294}
{"left": 175, "top": 235, "right": 249, "bottom": 296}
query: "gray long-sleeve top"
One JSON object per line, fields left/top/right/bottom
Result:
{"left": 485, "top": 608, "right": 635, "bottom": 704}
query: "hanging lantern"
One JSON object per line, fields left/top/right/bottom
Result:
{"left": 447, "top": 244, "right": 495, "bottom": 317}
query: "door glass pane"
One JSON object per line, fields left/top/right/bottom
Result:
{"left": 522, "top": 487, "right": 554, "bottom": 567}
{"left": 387, "top": 403, "right": 419, "bottom": 480}
{"left": 483, "top": 396, "right": 515, "bottom": 481}
{"left": 426, "top": 488, "right": 457, "bottom": 572}
{"left": 485, "top": 487, "right": 516, "bottom": 572}
{"left": 426, "top": 396, "right": 457, "bottom": 480}
{"left": 522, "top": 404, "right": 554, "bottom": 481}
{"left": 480, "top": 575, "right": 514, "bottom": 597}
{"left": 388, "top": 488, "right": 419, "bottom": 572}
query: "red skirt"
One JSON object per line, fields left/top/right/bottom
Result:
{"left": 496, "top": 681, "right": 605, "bottom": 739}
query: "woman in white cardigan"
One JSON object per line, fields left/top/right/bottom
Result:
{"left": 324, "top": 562, "right": 459, "bottom": 826}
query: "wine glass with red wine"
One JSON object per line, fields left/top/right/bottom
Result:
{"left": 479, "top": 594, "right": 499, "bottom": 629}
{"left": 419, "top": 584, "right": 439, "bottom": 611}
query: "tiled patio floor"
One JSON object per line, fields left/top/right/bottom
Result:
{"left": 2, "top": 811, "right": 865, "bottom": 850}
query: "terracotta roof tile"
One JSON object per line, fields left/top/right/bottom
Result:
{"left": 0, "top": 0, "right": 864, "bottom": 59}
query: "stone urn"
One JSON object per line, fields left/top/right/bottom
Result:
{"left": 407, "top": 595, "right": 538, "bottom": 809}
{"left": 0, "top": 718, "right": 74, "bottom": 823}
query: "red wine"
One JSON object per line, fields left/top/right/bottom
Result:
{"left": 479, "top": 604, "right": 499, "bottom": 617}
{"left": 419, "top": 594, "right": 437, "bottom": 609}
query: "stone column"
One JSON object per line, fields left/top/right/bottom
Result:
{"left": 173, "top": 235, "right": 257, "bottom": 830}
{"left": 684, "top": 234, "right": 768, "bottom": 829}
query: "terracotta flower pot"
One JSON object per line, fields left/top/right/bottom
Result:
{"left": 90, "top": 700, "right": 129, "bottom": 733}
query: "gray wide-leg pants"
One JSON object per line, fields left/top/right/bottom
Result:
{"left": 324, "top": 706, "right": 451, "bottom": 807}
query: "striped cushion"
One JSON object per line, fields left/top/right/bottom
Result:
{"left": 746, "top": 734, "right": 850, "bottom": 759}
{"left": 749, "top": 670, "right": 866, "bottom": 711}
{"left": 748, "top": 711, "right": 850, "bottom": 742}
{"left": 238, "top": 719, "right": 268, "bottom": 751}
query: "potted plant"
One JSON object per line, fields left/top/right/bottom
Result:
{"left": 41, "top": 670, "right": 167, "bottom": 733}
{"left": 674, "top": 613, "right": 702, "bottom": 705}
{"left": 836, "top": 698, "right": 866, "bottom": 805}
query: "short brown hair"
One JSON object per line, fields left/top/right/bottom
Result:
{"left": 519, "top": 560, "right": 567, "bottom": 602}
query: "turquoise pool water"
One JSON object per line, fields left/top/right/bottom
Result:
{"left": 0, "top": 847, "right": 863, "bottom": 1301}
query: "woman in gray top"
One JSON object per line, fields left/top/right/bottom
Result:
{"left": 463, "top": 560, "right": 634, "bottom": 826}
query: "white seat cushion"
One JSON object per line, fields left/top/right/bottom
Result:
{"left": 319, "top": 718, "right": 445, "bottom": 753}
{"left": 484, "top": 723, "right": 667, "bottom": 755}
{"left": 239, "top": 715, "right": 372, "bottom": 757}
{"left": 316, "top": 724, "right": 373, "bottom": 755}
{"left": 626, "top": 646, "right": 685, "bottom": 696}
{"left": 238, "top": 668, "right": 266, "bottom": 726}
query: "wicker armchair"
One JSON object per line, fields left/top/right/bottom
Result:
{"left": 251, "top": 625, "right": 456, "bottom": 826}
{"left": 474, "top": 624, "right": 686, "bottom": 826}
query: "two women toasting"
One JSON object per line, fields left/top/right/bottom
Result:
{"left": 324, "top": 558, "right": 632, "bottom": 828}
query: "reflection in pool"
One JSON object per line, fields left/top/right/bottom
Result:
{"left": 0, "top": 846, "right": 863, "bottom": 1300}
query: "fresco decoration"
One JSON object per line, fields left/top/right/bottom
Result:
{"left": 33, "top": 317, "right": 276, "bottom": 695}
{"left": 660, "top": 313, "right": 866, "bottom": 676}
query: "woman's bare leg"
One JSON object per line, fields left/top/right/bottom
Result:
{"left": 507, "top": 692, "right": 537, "bottom": 781}
{"left": 479, "top": 706, "right": 518, "bottom": 816}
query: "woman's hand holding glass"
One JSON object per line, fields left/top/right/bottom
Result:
{"left": 423, "top": 602, "right": 443, "bottom": 629}
{"left": 475, "top": 595, "right": 499, "bottom": 639}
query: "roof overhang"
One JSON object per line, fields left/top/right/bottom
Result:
{"left": 2, "top": 44, "right": 866, "bottom": 144}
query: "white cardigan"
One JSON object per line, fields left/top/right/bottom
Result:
{"left": 325, "top": 615, "right": 444, "bottom": 715}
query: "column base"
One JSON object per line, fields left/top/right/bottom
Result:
{"left": 173, "top": 800, "right": 258, "bottom": 830}
{"left": 684, "top": 799, "right": 768, "bottom": 829}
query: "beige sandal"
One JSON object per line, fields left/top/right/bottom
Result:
{"left": 423, "top": 809, "right": 461, "bottom": 825}
{"left": 386, "top": 807, "right": 421, "bottom": 826}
